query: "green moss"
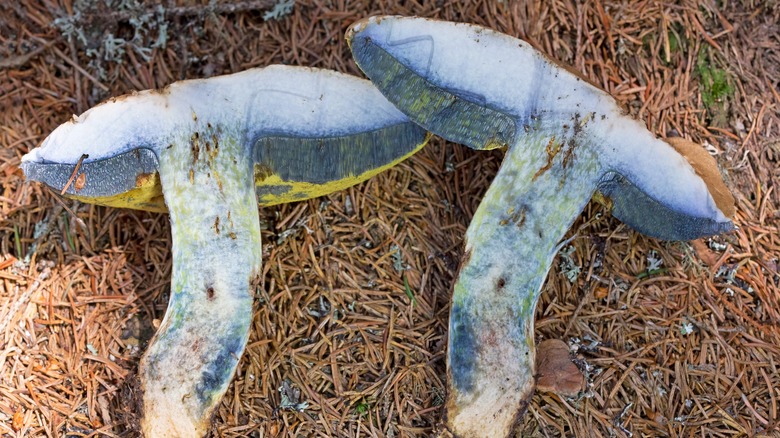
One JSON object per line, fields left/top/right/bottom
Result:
{"left": 668, "top": 30, "right": 680, "bottom": 55}
{"left": 354, "top": 399, "right": 371, "bottom": 416}
{"left": 696, "top": 48, "right": 734, "bottom": 125}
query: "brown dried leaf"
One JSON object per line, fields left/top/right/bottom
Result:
{"left": 535, "top": 339, "right": 584, "bottom": 397}
{"left": 12, "top": 409, "right": 24, "bottom": 431}
{"left": 75, "top": 172, "right": 86, "bottom": 191}
{"left": 691, "top": 239, "right": 719, "bottom": 266}
{"left": 644, "top": 407, "right": 667, "bottom": 426}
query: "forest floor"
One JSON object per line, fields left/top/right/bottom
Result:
{"left": 1, "top": 1, "right": 778, "bottom": 437}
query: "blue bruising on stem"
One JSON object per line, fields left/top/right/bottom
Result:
{"left": 140, "top": 126, "right": 262, "bottom": 436}
{"left": 195, "top": 318, "right": 250, "bottom": 405}
{"left": 449, "top": 300, "right": 478, "bottom": 393}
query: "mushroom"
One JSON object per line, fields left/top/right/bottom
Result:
{"left": 21, "top": 66, "right": 428, "bottom": 437}
{"left": 347, "top": 16, "right": 735, "bottom": 437}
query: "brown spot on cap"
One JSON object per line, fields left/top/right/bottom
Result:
{"left": 535, "top": 339, "right": 584, "bottom": 397}
{"left": 664, "top": 137, "right": 735, "bottom": 218}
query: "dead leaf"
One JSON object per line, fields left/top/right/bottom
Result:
{"left": 12, "top": 409, "right": 24, "bottom": 431}
{"left": 535, "top": 339, "right": 584, "bottom": 397}
{"left": 644, "top": 407, "right": 667, "bottom": 425}
{"left": 75, "top": 172, "right": 86, "bottom": 190}
{"left": 691, "top": 239, "right": 719, "bottom": 266}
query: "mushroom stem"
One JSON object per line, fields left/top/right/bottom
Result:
{"left": 445, "top": 133, "right": 601, "bottom": 438}
{"left": 140, "top": 127, "right": 261, "bottom": 437}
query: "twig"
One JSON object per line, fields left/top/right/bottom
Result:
{"left": 0, "top": 42, "right": 53, "bottom": 70}
{"left": 60, "top": 153, "right": 88, "bottom": 195}
{"left": 46, "top": 187, "right": 88, "bottom": 230}
{"left": 690, "top": 15, "right": 722, "bottom": 51}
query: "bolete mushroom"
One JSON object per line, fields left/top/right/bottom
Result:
{"left": 21, "top": 66, "right": 428, "bottom": 437}
{"left": 348, "top": 16, "right": 735, "bottom": 437}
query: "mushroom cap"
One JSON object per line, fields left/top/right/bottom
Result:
{"left": 22, "top": 66, "right": 427, "bottom": 211}
{"left": 348, "top": 16, "right": 734, "bottom": 241}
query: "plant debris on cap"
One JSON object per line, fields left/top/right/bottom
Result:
{"left": 21, "top": 66, "right": 428, "bottom": 437}
{"left": 348, "top": 16, "right": 735, "bottom": 438}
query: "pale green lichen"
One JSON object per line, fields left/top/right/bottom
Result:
{"left": 263, "top": 0, "right": 295, "bottom": 21}
{"left": 680, "top": 321, "right": 695, "bottom": 336}
{"left": 52, "top": 0, "right": 168, "bottom": 80}
{"left": 559, "top": 245, "right": 581, "bottom": 283}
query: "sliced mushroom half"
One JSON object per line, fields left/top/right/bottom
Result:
{"left": 21, "top": 66, "right": 428, "bottom": 437}
{"left": 348, "top": 16, "right": 735, "bottom": 438}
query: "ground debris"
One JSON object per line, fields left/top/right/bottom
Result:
{"left": 2, "top": 1, "right": 778, "bottom": 437}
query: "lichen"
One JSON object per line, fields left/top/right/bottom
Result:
{"left": 52, "top": 0, "right": 168, "bottom": 81}
{"left": 263, "top": 0, "right": 295, "bottom": 21}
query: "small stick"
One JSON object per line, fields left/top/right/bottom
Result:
{"left": 46, "top": 188, "right": 87, "bottom": 230}
{"left": 60, "top": 154, "right": 88, "bottom": 195}
{"left": 690, "top": 15, "right": 722, "bottom": 51}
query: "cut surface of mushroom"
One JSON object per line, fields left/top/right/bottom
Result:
{"left": 21, "top": 66, "right": 428, "bottom": 437}
{"left": 348, "top": 16, "right": 735, "bottom": 438}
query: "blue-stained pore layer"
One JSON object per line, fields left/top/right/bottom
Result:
{"left": 20, "top": 147, "right": 159, "bottom": 198}
{"left": 253, "top": 122, "right": 425, "bottom": 185}
{"left": 598, "top": 172, "right": 735, "bottom": 241}
{"left": 350, "top": 34, "right": 516, "bottom": 150}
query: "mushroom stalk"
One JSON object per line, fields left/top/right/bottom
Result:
{"left": 141, "top": 131, "right": 261, "bottom": 436}
{"left": 447, "top": 133, "right": 600, "bottom": 436}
